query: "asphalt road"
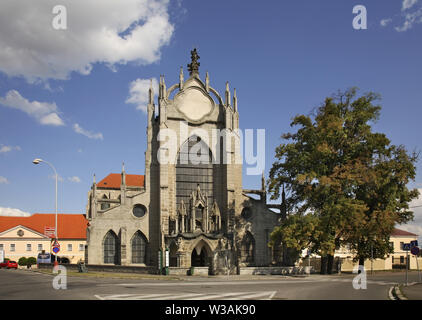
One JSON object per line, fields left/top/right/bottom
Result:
{"left": 0, "top": 268, "right": 420, "bottom": 300}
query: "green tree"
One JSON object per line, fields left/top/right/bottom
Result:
{"left": 18, "top": 257, "right": 27, "bottom": 266}
{"left": 27, "top": 257, "right": 37, "bottom": 266}
{"left": 269, "top": 88, "right": 419, "bottom": 272}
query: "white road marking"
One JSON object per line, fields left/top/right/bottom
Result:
{"left": 225, "top": 291, "right": 278, "bottom": 300}
{"left": 95, "top": 291, "right": 278, "bottom": 300}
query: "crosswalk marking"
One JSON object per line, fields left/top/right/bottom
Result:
{"left": 95, "top": 293, "right": 174, "bottom": 300}
{"left": 95, "top": 291, "right": 278, "bottom": 300}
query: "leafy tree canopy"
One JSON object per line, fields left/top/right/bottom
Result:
{"left": 269, "top": 88, "right": 419, "bottom": 263}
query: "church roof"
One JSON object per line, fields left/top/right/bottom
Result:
{"left": 97, "top": 173, "right": 145, "bottom": 189}
{"left": 0, "top": 213, "right": 87, "bottom": 239}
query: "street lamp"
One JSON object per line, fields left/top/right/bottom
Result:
{"left": 33, "top": 158, "right": 58, "bottom": 266}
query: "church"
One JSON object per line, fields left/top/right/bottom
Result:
{"left": 85, "top": 50, "right": 281, "bottom": 274}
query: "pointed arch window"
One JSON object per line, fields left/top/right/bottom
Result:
{"left": 131, "top": 231, "right": 147, "bottom": 264}
{"left": 240, "top": 232, "right": 255, "bottom": 264}
{"left": 176, "top": 135, "right": 214, "bottom": 206}
{"left": 103, "top": 230, "right": 120, "bottom": 264}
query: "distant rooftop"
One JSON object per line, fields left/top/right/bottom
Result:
{"left": 0, "top": 213, "right": 87, "bottom": 239}
{"left": 97, "top": 173, "right": 144, "bottom": 189}
{"left": 392, "top": 228, "right": 418, "bottom": 237}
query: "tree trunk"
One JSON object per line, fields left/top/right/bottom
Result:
{"left": 327, "top": 254, "right": 334, "bottom": 275}
{"left": 358, "top": 256, "right": 365, "bottom": 268}
{"left": 320, "top": 256, "right": 328, "bottom": 274}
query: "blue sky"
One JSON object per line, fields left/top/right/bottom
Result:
{"left": 0, "top": 0, "right": 422, "bottom": 236}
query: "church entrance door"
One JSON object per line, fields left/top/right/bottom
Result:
{"left": 191, "top": 240, "right": 211, "bottom": 267}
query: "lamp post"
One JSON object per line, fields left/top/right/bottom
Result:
{"left": 33, "top": 158, "right": 58, "bottom": 266}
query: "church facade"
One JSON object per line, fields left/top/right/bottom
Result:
{"left": 85, "top": 50, "right": 281, "bottom": 274}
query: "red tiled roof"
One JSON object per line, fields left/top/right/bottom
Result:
{"left": 392, "top": 228, "right": 418, "bottom": 237}
{"left": 97, "top": 173, "right": 144, "bottom": 189}
{"left": 0, "top": 213, "right": 87, "bottom": 239}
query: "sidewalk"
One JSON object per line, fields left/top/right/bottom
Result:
{"left": 400, "top": 283, "right": 422, "bottom": 300}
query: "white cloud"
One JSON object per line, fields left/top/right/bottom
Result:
{"left": 0, "top": 176, "right": 9, "bottom": 184}
{"left": 0, "top": 90, "right": 64, "bottom": 126}
{"left": 0, "top": 207, "right": 31, "bottom": 217}
{"left": 126, "top": 78, "right": 158, "bottom": 113}
{"left": 380, "top": 18, "right": 392, "bottom": 27}
{"left": 0, "top": 145, "right": 21, "bottom": 154}
{"left": 402, "top": 0, "right": 419, "bottom": 11}
{"left": 395, "top": 7, "right": 422, "bottom": 32}
{"left": 68, "top": 176, "right": 81, "bottom": 183}
{"left": 73, "top": 123, "right": 103, "bottom": 140}
{"left": 0, "top": 0, "right": 174, "bottom": 83}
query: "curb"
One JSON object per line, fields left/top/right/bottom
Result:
{"left": 390, "top": 284, "right": 417, "bottom": 300}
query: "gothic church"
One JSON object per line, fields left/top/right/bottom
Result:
{"left": 85, "top": 50, "right": 280, "bottom": 274}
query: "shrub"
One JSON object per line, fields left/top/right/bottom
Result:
{"left": 27, "top": 257, "right": 36, "bottom": 266}
{"left": 18, "top": 257, "right": 27, "bottom": 266}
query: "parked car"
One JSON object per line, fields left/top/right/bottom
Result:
{"left": 0, "top": 260, "right": 8, "bottom": 268}
{"left": 0, "top": 260, "right": 18, "bottom": 269}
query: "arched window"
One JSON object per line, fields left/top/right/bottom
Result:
{"left": 103, "top": 230, "right": 120, "bottom": 264}
{"left": 176, "top": 136, "right": 214, "bottom": 206}
{"left": 240, "top": 232, "right": 255, "bottom": 264}
{"left": 131, "top": 231, "right": 147, "bottom": 264}
{"left": 101, "top": 194, "right": 110, "bottom": 210}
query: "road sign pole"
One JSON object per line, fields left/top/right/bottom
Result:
{"left": 406, "top": 250, "right": 409, "bottom": 286}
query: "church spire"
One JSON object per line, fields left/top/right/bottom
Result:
{"left": 121, "top": 161, "right": 126, "bottom": 186}
{"left": 149, "top": 79, "right": 154, "bottom": 104}
{"left": 233, "top": 88, "right": 238, "bottom": 112}
{"left": 281, "top": 183, "right": 287, "bottom": 219}
{"left": 187, "top": 48, "right": 200, "bottom": 76}
{"left": 179, "top": 66, "right": 184, "bottom": 89}
{"left": 205, "top": 71, "right": 210, "bottom": 92}
{"left": 225, "top": 81, "right": 231, "bottom": 106}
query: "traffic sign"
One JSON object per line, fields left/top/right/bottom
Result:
{"left": 403, "top": 243, "right": 411, "bottom": 251}
{"left": 52, "top": 239, "right": 60, "bottom": 254}
{"left": 411, "top": 246, "right": 420, "bottom": 256}
{"left": 411, "top": 240, "right": 419, "bottom": 248}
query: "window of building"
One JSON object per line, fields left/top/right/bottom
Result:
{"left": 400, "top": 242, "right": 404, "bottom": 250}
{"left": 131, "top": 231, "right": 147, "bottom": 264}
{"left": 101, "top": 195, "right": 110, "bottom": 210}
{"left": 67, "top": 244, "right": 72, "bottom": 252}
{"left": 176, "top": 136, "right": 214, "bottom": 206}
{"left": 400, "top": 256, "right": 405, "bottom": 264}
{"left": 241, "top": 207, "right": 252, "bottom": 220}
{"left": 79, "top": 244, "right": 84, "bottom": 251}
{"left": 38, "top": 244, "right": 43, "bottom": 251}
{"left": 26, "top": 244, "right": 32, "bottom": 251}
{"left": 390, "top": 242, "right": 394, "bottom": 251}
{"left": 0, "top": 244, "right": 3, "bottom": 250}
{"left": 103, "top": 230, "right": 120, "bottom": 264}
{"left": 132, "top": 204, "right": 147, "bottom": 218}
{"left": 10, "top": 244, "right": 15, "bottom": 252}
{"left": 240, "top": 231, "right": 255, "bottom": 264}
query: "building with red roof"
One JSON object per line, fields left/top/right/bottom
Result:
{"left": 0, "top": 213, "right": 88, "bottom": 264}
